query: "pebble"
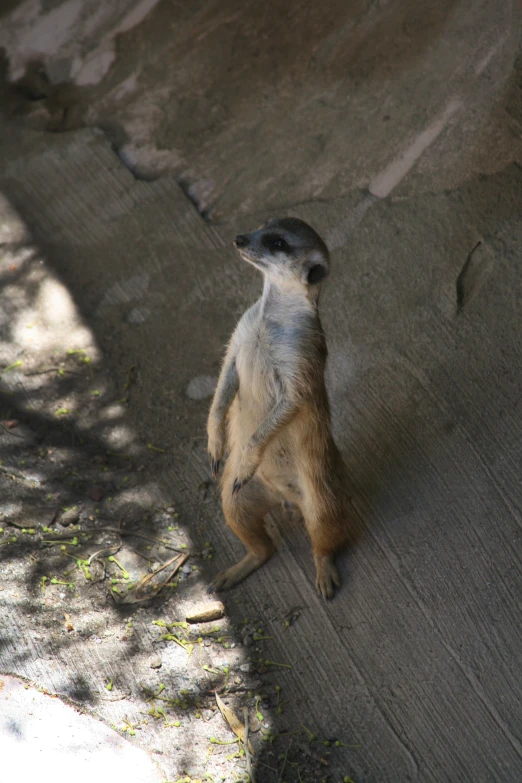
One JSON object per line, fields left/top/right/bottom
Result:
{"left": 59, "top": 507, "right": 80, "bottom": 527}
{"left": 186, "top": 601, "right": 225, "bottom": 624}
{"left": 239, "top": 663, "right": 251, "bottom": 673}
{"left": 185, "top": 375, "right": 217, "bottom": 400}
{"left": 125, "top": 306, "right": 151, "bottom": 324}
{"left": 150, "top": 657, "right": 162, "bottom": 669}
{"left": 89, "top": 485, "right": 103, "bottom": 502}
{"left": 181, "top": 565, "right": 192, "bottom": 575}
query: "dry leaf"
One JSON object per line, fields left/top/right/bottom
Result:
{"left": 215, "top": 691, "right": 254, "bottom": 754}
{"left": 112, "top": 553, "right": 188, "bottom": 604}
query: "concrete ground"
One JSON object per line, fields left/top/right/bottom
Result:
{"left": 0, "top": 1, "right": 521, "bottom": 781}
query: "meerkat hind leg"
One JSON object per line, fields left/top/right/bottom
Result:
{"left": 303, "top": 506, "right": 345, "bottom": 599}
{"left": 314, "top": 552, "right": 341, "bottom": 599}
{"left": 209, "top": 477, "right": 277, "bottom": 592}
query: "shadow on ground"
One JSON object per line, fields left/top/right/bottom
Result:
{"left": 0, "top": 186, "right": 364, "bottom": 782}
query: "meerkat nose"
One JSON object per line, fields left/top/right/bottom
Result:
{"left": 234, "top": 234, "right": 250, "bottom": 248}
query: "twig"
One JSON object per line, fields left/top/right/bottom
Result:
{"left": 0, "top": 464, "right": 38, "bottom": 483}
{"left": 87, "top": 541, "right": 122, "bottom": 566}
{"left": 243, "top": 707, "right": 255, "bottom": 783}
{"left": 256, "top": 761, "right": 279, "bottom": 773}
{"left": 25, "top": 368, "right": 83, "bottom": 376}
{"left": 41, "top": 532, "right": 86, "bottom": 541}
{"left": 278, "top": 740, "right": 291, "bottom": 783}
{"left": 0, "top": 423, "right": 23, "bottom": 438}
{"left": 125, "top": 544, "right": 154, "bottom": 561}
{"left": 88, "top": 524, "right": 186, "bottom": 553}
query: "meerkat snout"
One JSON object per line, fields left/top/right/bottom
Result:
{"left": 234, "top": 234, "right": 250, "bottom": 248}
{"left": 233, "top": 217, "right": 330, "bottom": 287}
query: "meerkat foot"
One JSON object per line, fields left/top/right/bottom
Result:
{"left": 208, "top": 549, "right": 274, "bottom": 592}
{"left": 314, "top": 553, "right": 341, "bottom": 599}
{"left": 209, "top": 454, "right": 221, "bottom": 480}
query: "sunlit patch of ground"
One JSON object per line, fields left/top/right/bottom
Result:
{"left": 0, "top": 196, "right": 298, "bottom": 783}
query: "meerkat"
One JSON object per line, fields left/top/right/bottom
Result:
{"left": 207, "top": 217, "right": 350, "bottom": 599}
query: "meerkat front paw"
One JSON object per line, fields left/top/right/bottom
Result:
{"left": 207, "top": 426, "right": 225, "bottom": 479}
{"left": 232, "top": 446, "right": 261, "bottom": 495}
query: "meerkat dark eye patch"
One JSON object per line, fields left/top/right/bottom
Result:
{"left": 306, "top": 264, "right": 328, "bottom": 285}
{"left": 262, "top": 234, "right": 290, "bottom": 254}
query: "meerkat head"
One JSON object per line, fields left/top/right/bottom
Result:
{"left": 234, "top": 217, "right": 329, "bottom": 289}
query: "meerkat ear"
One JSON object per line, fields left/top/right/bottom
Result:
{"left": 306, "top": 262, "right": 328, "bottom": 286}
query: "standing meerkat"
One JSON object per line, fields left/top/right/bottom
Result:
{"left": 207, "top": 217, "right": 350, "bottom": 598}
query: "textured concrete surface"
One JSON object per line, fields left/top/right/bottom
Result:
{"left": 1, "top": 675, "right": 164, "bottom": 783}
{"left": 1, "top": 1, "right": 521, "bottom": 219}
{"left": 0, "top": 1, "right": 521, "bottom": 782}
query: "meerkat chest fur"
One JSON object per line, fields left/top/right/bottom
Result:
{"left": 232, "top": 283, "right": 326, "bottom": 435}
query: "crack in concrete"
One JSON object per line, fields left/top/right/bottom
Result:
{"left": 456, "top": 240, "right": 496, "bottom": 312}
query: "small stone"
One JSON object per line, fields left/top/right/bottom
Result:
{"left": 257, "top": 665, "right": 268, "bottom": 674}
{"left": 186, "top": 601, "right": 225, "bottom": 624}
{"left": 182, "top": 565, "right": 192, "bottom": 575}
{"left": 126, "top": 306, "right": 151, "bottom": 324}
{"left": 89, "top": 485, "right": 103, "bottom": 502}
{"left": 150, "top": 657, "right": 162, "bottom": 669}
{"left": 185, "top": 375, "right": 217, "bottom": 400}
{"left": 58, "top": 507, "right": 80, "bottom": 527}
{"left": 239, "top": 663, "right": 251, "bottom": 673}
